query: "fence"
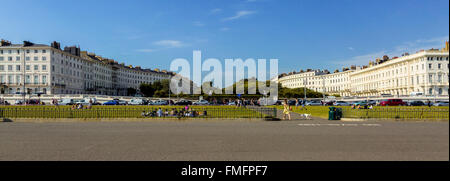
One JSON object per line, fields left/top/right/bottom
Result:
{"left": 341, "top": 107, "right": 449, "bottom": 120}
{"left": 0, "top": 106, "right": 277, "bottom": 119}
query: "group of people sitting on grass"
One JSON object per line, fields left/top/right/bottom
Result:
{"left": 351, "top": 104, "right": 373, "bottom": 109}
{"left": 141, "top": 106, "right": 208, "bottom": 118}
{"left": 70, "top": 103, "right": 92, "bottom": 110}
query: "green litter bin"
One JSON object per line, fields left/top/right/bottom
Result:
{"left": 328, "top": 107, "right": 336, "bottom": 120}
{"left": 335, "top": 108, "right": 342, "bottom": 120}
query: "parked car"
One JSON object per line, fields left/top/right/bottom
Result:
{"left": 59, "top": 98, "right": 75, "bottom": 105}
{"left": 175, "top": 100, "right": 193, "bottom": 105}
{"left": 15, "top": 100, "right": 24, "bottom": 105}
{"left": 192, "top": 100, "right": 209, "bottom": 105}
{"left": 380, "top": 99, "right": 406, "bottom": 106}
{"left": 152, "top": 100, "right": 169, "bottom": 105}
{"left": 433, "top": 101, "right": 449, "bottom": 107}
{"left": 306, "top": 100, "right": 322, "bottom": 106}
{"left": 334, "top": 101, "right": 350, "bottom": 106}
{"left": 368, "top": 100, "right": 377, "bottom": 106}
{"left": 80, "top": 98, "right": 100, "bottom": 105}
{"left": 129, "top": 99, "right": 146, "bottom": 105}
{"left": 287, "top": 100, "right": 297, "bottom": 106}
{"left": 353, "top": 101, "right": 368, "bottom": 106}
{"left": 73, "top": 99, "right": 89, "bottom": 106}
{"left": 117, "top": 100, "right": 128, "bottom": 105}
{"left": 408, "top": 100, "right": 425, "bottom": 106}
{"left": 103, "top": 100, "right": 119, "bottom": 105}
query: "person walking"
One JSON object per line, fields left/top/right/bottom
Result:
{"left": 283, "top": 99, "right": 292, "bottom": 120}
{"left": 301, "top": 98, "right": 307, "bottom": 110}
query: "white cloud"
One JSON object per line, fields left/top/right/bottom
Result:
{"left": 136, "top": 40, "right": 186, "bottom": 53}
{"left": 193, "top": 21, "right": 205, "bottom": 27}
{"left": 210, "top": 8, "right": 222, "bottom": 14}
{"left": 347, "top": 47, "right": 354, "bottom": 51}
{"left": 153, "top": 40, "right": 185, "bottom": 48}
{"left": 222, "top": 11, "right": 256, "bottom": 21}
{"left": 136, "top": 49, "right": 158, "bottom": 53}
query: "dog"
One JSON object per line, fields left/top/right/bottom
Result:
{"left": 301, "top": 114, "right": 312, "bottom": 120}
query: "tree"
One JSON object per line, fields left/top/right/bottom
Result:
{"left": 127, "top": 87, "right": 137, "bottom": 96}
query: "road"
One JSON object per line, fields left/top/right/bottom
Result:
{"left": 0, "top": 119, "right": 448, "bottom": 161}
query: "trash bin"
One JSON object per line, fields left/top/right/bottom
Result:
{"left": 335, "top": 108, "right": 342, "bottom": 120}
{"left": 328, "top": 107, "right": 336, "bottom": 120}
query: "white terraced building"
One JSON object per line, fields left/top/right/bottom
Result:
{"left": 278, "top": 42, "right": 449, "bottom": 97}
{"left": 0, "top": 40, "right": 172, "bottom": 96}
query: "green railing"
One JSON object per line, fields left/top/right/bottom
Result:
{"left": 0, "top": 106, "right": 276, "bottom": 119}
{"left": 341, "top": 107, "right": 449, "bottom": 120}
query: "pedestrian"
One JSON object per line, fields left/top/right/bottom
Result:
{"left": 427, "top": 99, "right": 432, "bottom": 108}
{"left": 295, "top": 99, "right": 299, "bottom": 110}
{"left": 283, "top": 99, "right": 291, "bottom": 120}
{"left": 301, "top": 98, "right": 307, "bottom": 110}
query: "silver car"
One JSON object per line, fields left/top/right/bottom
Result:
{"left": 333, "top": 101, "right": 350, "bottom": 106}
{"left": 433, "top": 101, "right": 449, "bottom": 106}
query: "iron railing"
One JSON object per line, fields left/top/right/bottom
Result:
{"left": 341, "top": 107, "right": 449, "bottom": 120}
{"left": 0, "top": 106, "right": 276, "bottom": 119}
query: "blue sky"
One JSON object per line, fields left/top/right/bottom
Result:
{"left": 1, "top": 0, "right": 448, "bottom": 74}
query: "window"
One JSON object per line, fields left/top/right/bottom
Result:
{"left": 8, "top": 75, "right": 12, "bottom": 84}
{"left": 429, "top": 64, "right": 432, "bottom": 69}
{"left": 16, "top": 65, "right": 20, "bottom": 71}
{"left": 34, "top": 56, "right": 38, "bottom": 61}
{"left": 8, "top": 65, "right": 12, "bottom": 71}
{"left": 34, "top": 65, "right": 38, "bottom": 70}
{"left": 34, "top": 75, "right": 39, "bottom": 84}
{"left": 0, "top": 76, "right": 4, "bottom": 83}
{"left": 429, "top": 88, "right": 433, "bottom": 95}
{"left": 42, "top": 65, "right": 47, "bottom": 71}
{"left": 438, "top": 64, "right": 441, "bottom": 69}
{"left": 26, "top": 56, "right": 30, "bottom": 61}
{"left": 8, "top": 56, "right": 12, "bottom": 61}
{"left": 0, "top": 57, "right": 3, "bottom": 61}
{"left": 16, "top": 75, "right": 21, "bottom": 84}
{"left": 52, "top": 65, "right": 55, "bottom": 72}
{"left": 429, "top": 74, "right": 433, "bottom": 83}
{"left": 0, "top": 50, "right": 2, "bottom": 54}
{"left": 438, "top": 75, "right": 442, "bottom": 83}
{"left": 42, "top": 56, "right": 46, "bottom": 61}
{"left": 26, "top": 65, "right": 30, "bottom": 70}
{"left": 0, "top": 65, "right": 4, "bottom": 71}
{"left": 42, "top": 50, "right": 46, "bottom": 53}
{"left": 26, "top": 50, "right": 30, "bottom": 54}
{"left": 438, "top": 88, "right": 443, "bottom": 95}
{"left": 42, "top": 76, "right": 47, "bottom": 84}
{"left": 16, "top": 56, "right": 20, "bottom": 61}
{"left": 25, "top": 75, "right": 30, "bottom": 84}
{"left": 8, "top": 50, "right": 12, "bottom": 54}
{"left": 34, "top": 50, "right": 38, "bottom": 53}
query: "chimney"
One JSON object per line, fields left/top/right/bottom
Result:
{"left": 0, "top": 39, "right": 12, "bottom": 46}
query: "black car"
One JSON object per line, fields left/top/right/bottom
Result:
{"left": 287, "top": 100, "right": 297, "bottom": 106}
{"left": 175, "top": 100, "right": 192, "bottom": 105}
{"left": 409, "top": 100, "right": 425, "bottom": 106}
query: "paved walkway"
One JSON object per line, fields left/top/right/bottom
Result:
{"left": 275, "top": 108, "right": 318, "bottom": 120}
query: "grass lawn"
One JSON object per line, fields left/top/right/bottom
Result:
{"left": 0, "top": 105, "right": 275, "bottom": 119}
{"left": 268, "top": 105, "right": 449, "bottom": 120}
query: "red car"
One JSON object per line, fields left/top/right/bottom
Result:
{"left": 380, "top": 99, "right": 406, "bottom": 106}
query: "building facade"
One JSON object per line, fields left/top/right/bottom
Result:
{"left": 0, "top": 40, "right": 172, "bottom": 95}
{"left": 278, "top": 42, "right": 449, "bottom": 97}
